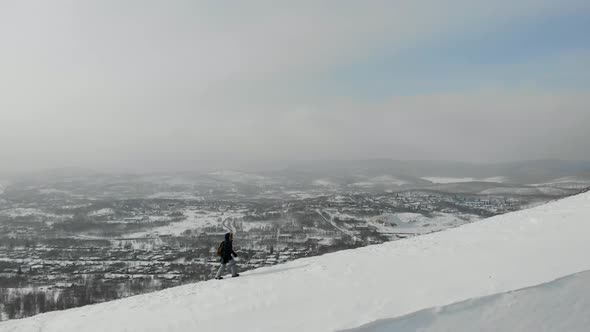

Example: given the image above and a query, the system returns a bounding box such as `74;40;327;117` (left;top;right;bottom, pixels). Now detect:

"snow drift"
2;192;590;332
342;270;590;332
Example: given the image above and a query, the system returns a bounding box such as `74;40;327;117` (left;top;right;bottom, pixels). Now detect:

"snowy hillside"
343;270;590;332
2;192;590;332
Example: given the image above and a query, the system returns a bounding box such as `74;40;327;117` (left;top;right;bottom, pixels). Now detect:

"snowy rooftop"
2;192;590;332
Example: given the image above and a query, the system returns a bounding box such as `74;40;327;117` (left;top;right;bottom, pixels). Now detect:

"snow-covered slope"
2;192;590;332
343;270;590;332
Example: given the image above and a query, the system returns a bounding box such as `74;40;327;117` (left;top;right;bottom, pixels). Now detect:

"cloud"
0;1;589;172
1;1;586;96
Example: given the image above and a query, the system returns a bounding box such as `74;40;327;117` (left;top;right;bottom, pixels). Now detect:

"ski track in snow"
2;192;590;332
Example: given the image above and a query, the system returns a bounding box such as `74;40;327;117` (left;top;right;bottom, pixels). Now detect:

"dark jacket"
221;233;237;264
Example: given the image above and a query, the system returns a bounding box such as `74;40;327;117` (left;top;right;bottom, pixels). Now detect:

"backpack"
216;241;224;257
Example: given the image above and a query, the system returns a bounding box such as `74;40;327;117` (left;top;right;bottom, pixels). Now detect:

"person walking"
215;232;239;279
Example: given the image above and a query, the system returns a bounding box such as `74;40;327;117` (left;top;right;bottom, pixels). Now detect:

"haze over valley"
1;159;589;320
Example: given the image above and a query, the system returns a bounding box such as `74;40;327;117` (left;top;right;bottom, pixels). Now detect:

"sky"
1;0;589;172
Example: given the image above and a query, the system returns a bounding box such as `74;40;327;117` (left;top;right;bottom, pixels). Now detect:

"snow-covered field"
324;210;478;235
2;192;589;332
59;203;93;210
0;208;71;222
388;212;478;234
126;209;243;237
87;208;114;217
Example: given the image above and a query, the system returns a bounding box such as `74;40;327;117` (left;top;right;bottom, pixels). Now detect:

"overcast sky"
1;0;589;172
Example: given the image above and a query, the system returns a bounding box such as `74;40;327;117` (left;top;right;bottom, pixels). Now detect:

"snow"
533;177;590;190
535;186;572;196
316;209;362;242
342;270;590;332
349;181;374;187
423;176;505;184
38;188;70;195
350;175;409;187
479;186;570;196
146;192;204;200
481;176;506;183
388;212;477;234
59;203;93;210
370;175;409;186
2;192;590;332
478;187;540;195
241;221;272;232
0;208;68;220
324;211;478;236
327;195;352;203
423;177;476;183
284;191;326;200
544;176;590;184
312;178;336;187
126;209;243;237
87;208;115;217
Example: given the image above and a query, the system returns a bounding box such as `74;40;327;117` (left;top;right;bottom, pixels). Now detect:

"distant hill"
277;159;590;184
